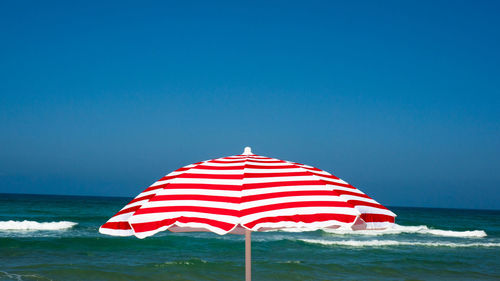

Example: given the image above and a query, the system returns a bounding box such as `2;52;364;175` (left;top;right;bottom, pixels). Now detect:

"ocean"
0;193;499;281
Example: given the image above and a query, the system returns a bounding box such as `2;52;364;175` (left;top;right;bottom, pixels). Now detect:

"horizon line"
1;192;498;212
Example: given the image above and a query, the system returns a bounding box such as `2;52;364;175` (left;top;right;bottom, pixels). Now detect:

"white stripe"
244;162;288;166
132;189;159;198
240;207;360;224
150;179;172;187
242;185;332;196
122;189;373;212
133;227;167;239
158;185;338;197
142;200;240;210
355;206;396;216
107;212;135;222
302;169;330;175
364;222;396;229
121;192;157;207
170;221;232;235
170;178;242;185
129;212;240;224
165;169;196;177
243;176;317;184
99;227;134;236
339;195;379;204
241;195;347;209
311;176;348;185
243;168;304;173
246;158;280;162
211;158;245;162
312;170;335;176
329;185;365;194
201;162;245;167
186;169;243;175
159;189;241;197
252;219;354;231
113;197;149;212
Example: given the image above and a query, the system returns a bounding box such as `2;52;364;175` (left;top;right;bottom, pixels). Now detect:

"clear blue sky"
0;1;499;209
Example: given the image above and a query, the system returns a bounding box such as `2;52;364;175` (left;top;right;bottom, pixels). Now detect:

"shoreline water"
1;193;499;280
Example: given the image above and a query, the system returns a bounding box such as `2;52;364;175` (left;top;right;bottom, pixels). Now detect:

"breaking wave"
300;239;500;248
0;270;52;281
0;220;77;231
324;224;487;238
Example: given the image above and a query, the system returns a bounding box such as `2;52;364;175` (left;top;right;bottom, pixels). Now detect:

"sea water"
0;193;499;280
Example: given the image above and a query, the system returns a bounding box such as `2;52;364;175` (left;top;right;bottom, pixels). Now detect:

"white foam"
0;220;77;231
0;271;52;281
0;271;51;281
300;239;500;248
324;224;487;238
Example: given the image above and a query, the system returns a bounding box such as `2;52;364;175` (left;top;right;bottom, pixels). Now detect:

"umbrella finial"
243;147;253;155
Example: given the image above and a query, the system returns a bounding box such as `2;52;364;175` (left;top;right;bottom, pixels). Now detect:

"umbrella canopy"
100;147;395;238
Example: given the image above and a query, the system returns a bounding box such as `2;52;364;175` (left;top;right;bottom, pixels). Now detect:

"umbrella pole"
245;229;251;281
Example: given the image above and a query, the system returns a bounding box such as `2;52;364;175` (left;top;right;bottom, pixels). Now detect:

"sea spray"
323;224;487;238
0;220;77;231
299;239;500;248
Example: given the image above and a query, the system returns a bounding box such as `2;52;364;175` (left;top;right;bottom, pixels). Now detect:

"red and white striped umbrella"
100;147;396;280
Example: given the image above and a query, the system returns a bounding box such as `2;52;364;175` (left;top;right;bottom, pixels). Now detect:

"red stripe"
149;191;345;204
194;165;244;170
310;173;339;180
246;159;284;163
244;164;298;169
244;213;356;229
320;180;357;189
101;221;132;230
177;166;193;171
133;205;240;217
142;183;167;193
178;173;243;179
208;159;246;164
128;201;355;217
156;175;177;181
241;190;340;203
131;218;176;232
244;171;311;178
241;201;353;216
166;183;242;191
334;190;371;199
158;175;179;181
348;200;388;210
114;205;141;216
128;194;155;205
150;194;241;204
156;170;190;182
360;213;395;223
243;180;325;190
131;217;235;233
300;166;322;171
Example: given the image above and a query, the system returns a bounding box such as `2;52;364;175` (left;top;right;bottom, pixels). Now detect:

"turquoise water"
0;193;499;281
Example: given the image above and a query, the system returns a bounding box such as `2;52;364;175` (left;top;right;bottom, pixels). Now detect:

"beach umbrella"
100;147;396;280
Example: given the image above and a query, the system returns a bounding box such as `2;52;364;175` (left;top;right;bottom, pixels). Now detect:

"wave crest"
300;239;500;248
0;220;77;231
324;224;487;238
